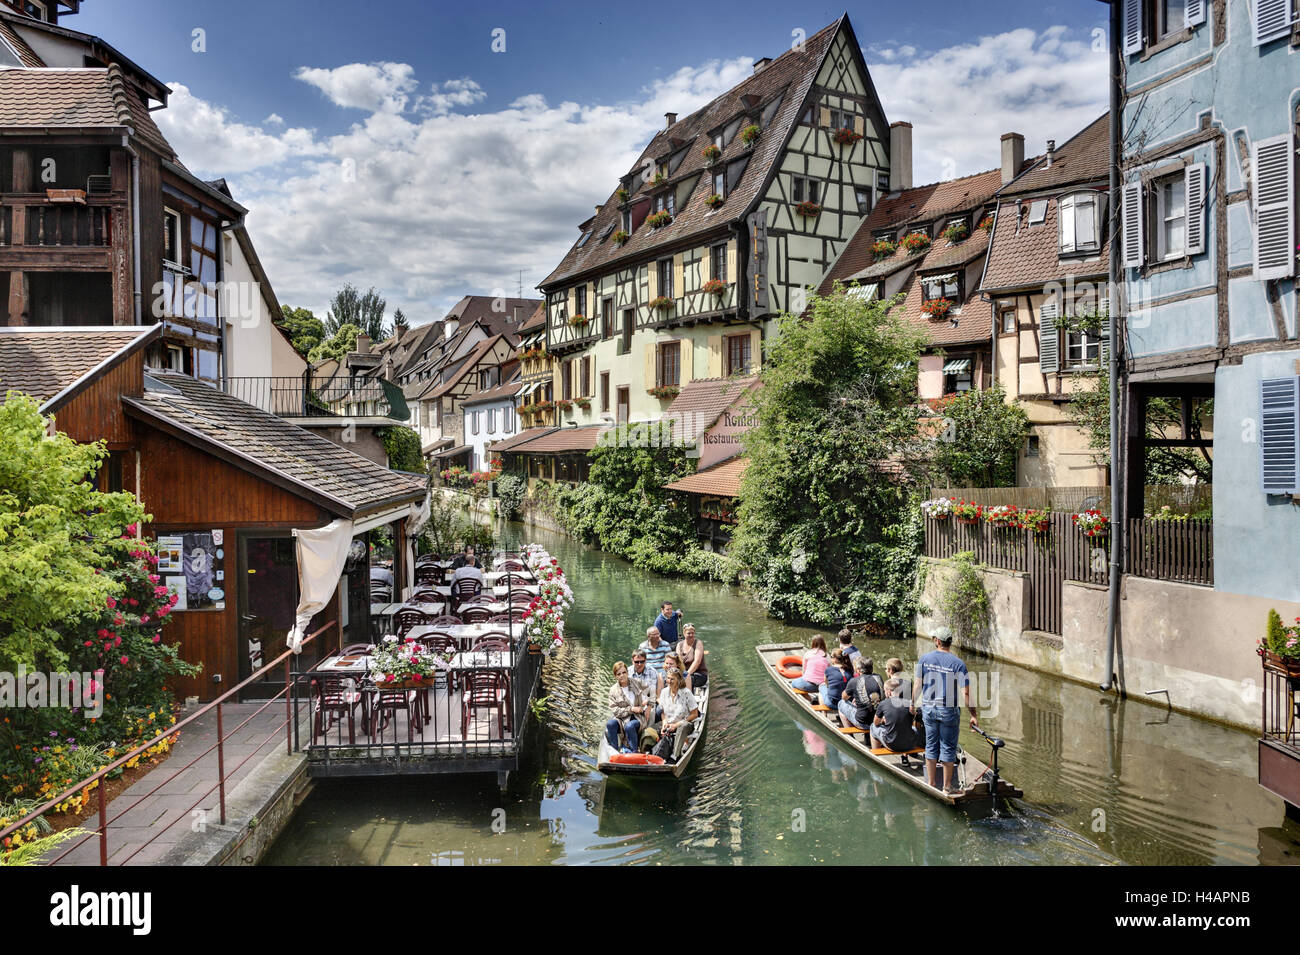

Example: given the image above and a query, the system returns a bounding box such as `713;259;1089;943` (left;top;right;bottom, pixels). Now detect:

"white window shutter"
1260;377;1300;494
1059;195;1076;253
1253;0;1293;45
1184;163;1207;256
1039;300;1060;375
1123;0;1144;53
1122;181;1145;268
1253;134;1295;280
1185;0;1207;27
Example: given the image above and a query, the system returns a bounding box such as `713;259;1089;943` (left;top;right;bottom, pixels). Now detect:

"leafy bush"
376;425;425;474
936;551;991;643
496;473;528;521
929;384;1028;487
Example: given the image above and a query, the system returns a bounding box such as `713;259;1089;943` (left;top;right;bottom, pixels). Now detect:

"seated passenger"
885;657;911;700
790;635;829;694
871;678;925;753
628;651;662;704
819;649;851;709
654;669;700;763
676;623;708;690
606;661;649;754
638;626;668;673
837;628;860;663
837;655;884;730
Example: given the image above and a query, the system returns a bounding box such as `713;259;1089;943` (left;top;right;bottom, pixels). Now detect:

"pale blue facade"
1121;0;1300;601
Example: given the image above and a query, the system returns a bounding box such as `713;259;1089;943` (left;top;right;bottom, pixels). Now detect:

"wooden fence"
1126;517;1213;587
927;484;1213;516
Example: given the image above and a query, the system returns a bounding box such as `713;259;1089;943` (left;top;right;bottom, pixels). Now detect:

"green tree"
276;305;325;359
0;394;146;669
392;308;409;337
376;425;425;474
729;287;930;629
929;383;1028;487
307;323;361;364
325;284;388;342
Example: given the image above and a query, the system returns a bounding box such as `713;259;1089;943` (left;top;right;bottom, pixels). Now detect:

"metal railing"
1261;657;1300;752
0;621;335;866
224;375;403;419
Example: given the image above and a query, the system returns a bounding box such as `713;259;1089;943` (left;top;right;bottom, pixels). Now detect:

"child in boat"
820;649;851;709
871;678;925;753
790;635;828;693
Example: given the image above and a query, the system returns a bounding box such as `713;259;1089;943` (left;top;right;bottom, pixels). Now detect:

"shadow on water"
263;523;1300;865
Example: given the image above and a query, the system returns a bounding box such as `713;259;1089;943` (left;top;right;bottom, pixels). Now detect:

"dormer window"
877;171;890;193
23;1;49;21
711;169;727;198
577;230;594;248
1059;192;1104;254
921;271;962;302
654;191;675;216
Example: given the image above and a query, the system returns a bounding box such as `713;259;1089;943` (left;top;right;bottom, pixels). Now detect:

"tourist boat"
597;683;709;778
756;643;1022;808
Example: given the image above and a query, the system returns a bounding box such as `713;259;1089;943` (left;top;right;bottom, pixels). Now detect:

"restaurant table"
447;649;515;672
431;583;540;598
317;652;370;674
405;622;525;650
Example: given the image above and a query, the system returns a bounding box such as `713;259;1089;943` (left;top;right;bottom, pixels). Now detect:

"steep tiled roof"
889;258;994;347
0;67;130;126
462;379;521;406
541;18;850;288
518;302;547;334
998;114;1108;197
663;375;757;444
0;326;156;409
423;334;504;400
123;372;426;518
498;424;606;454
980;197;1110;293
446;295;540;339
665;455;749;497
0;20;43;67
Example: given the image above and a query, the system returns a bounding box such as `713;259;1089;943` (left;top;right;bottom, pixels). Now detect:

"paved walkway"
53;702;294;866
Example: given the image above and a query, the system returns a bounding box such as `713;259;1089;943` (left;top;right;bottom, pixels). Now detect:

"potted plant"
978;214;994;232
648;295;674;311
795;200;822;218
646;210;672;229
740;123;761;147
566;314;590;328
615;187;629;203
984;504;1021;529
702;144;722;163
652;171;667;185
952;500;982;524
554;398;574;412
1019;508;1051;534
941;222;969;243
832;127;862;146
1260;610;1300;676
575;397;591;410
612;229;630;245
704;193;725;209
1071;509;1109;538
900;231;932;253
702;278;727;298
369;636;445;689
922;298;955;318
920;497;954;520
648;384;680;400
870;238;897;260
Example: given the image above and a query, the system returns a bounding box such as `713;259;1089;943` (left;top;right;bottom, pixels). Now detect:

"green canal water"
264;526;1300;866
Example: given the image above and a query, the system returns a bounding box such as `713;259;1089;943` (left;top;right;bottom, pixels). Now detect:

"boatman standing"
911;627;979;795
654;601;683;644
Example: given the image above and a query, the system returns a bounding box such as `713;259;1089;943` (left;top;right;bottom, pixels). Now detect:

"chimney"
1045;139;1056;167
889;122;913;191
356;334;371;355
664;112;677;128
753;57;772;73
444;318;459;340
1000;132;1025;185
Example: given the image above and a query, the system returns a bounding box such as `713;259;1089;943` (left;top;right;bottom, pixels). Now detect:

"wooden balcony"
0;194;122;270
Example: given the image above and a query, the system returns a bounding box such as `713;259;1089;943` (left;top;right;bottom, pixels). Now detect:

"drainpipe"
1101;0;1123;692
122;136;143;326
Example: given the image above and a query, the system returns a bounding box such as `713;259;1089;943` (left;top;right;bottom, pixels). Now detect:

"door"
616;386;630;425
237;532;302;699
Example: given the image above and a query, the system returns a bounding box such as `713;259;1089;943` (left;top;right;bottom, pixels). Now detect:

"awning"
519;380;542;399
924;272;958;284
942;359;972;374
433;444;472;460
846;284;878;301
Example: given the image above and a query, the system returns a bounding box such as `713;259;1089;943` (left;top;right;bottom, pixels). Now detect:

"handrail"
0;621;336;858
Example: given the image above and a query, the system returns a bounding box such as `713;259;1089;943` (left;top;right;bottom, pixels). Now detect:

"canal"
264;525;1300;865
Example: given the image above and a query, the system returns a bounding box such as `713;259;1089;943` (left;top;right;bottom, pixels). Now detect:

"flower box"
566;314;590;328
615;187;629;203
795;200;822;218
832;127;862;146
612;229;630;245
900;232;932;253
575;397;591;410
702;144;721;163
978;214;994;232
704;193;724;209
652;171;667;186
740;123;761;146
941;222;969;243
984;504;1022;529
1019;508;1051;534
554;399;574;412
869;238;897;260
701;278;727;298
951;500;982;523
920;497;954;519
1072;509;1109;537
1261;649;1300;678
646;210;672;229
648;295;674;311
648;385;680;400
922;298;955;318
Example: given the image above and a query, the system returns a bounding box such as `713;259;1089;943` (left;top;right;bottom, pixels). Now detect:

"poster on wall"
157;536;184;573
164;576;187;611
158;530;225;610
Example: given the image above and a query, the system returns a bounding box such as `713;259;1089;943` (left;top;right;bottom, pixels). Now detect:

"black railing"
225;375;404;419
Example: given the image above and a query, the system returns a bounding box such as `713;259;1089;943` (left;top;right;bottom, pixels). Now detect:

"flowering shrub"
832;127;862;146
922;298;955;318
439;466;469;486
1072;509;1109;537
952;500;983;522
1262;609;1300;662
869;238;896;260
900;232;932;253
702;144;721;162
740;123;761;146
648;296;674;311
920;497;954;519
646;211;672;229
941;222;969;243
702;278;727;297
795;200;822;217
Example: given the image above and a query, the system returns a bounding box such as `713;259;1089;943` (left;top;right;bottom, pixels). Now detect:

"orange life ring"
777;655;804;679
609;752;665;765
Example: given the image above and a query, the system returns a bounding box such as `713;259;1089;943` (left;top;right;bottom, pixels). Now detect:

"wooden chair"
470;635;510;653
461;671;511;740
426;614;462;627
312;676;364;744
461;604;494;624
450;578;482;608
394;608;431;637
415;565;445;586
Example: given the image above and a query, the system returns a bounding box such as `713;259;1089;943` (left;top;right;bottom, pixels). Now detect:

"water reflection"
264;524;1300;866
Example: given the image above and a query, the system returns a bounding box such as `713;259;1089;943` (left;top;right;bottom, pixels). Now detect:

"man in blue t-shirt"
653;601;683;645
911;628;979;794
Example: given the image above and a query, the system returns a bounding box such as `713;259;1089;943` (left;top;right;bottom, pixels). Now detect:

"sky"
73;0;1112;323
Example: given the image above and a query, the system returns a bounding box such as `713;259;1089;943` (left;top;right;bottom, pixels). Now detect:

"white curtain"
286;518;355;653
403;481;432;597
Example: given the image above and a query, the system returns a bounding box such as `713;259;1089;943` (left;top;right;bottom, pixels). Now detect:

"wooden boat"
756;643;1022;809
597;683;709;778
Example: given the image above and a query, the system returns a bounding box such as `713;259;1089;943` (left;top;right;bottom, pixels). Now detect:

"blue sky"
71;0;1110;321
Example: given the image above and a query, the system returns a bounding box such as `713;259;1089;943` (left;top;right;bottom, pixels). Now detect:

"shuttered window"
1253;0;1296;46
1122;0;1144;52
1184;163;1207;256
725;334;751;376
1038;300;1060;375
657;341;681;387
1260;377;1300;494
1253;134;1295;280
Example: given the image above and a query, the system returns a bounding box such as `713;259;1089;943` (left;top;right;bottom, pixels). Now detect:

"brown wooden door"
616;386;630;425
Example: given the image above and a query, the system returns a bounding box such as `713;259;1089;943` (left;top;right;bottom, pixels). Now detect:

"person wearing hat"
911;627;978;794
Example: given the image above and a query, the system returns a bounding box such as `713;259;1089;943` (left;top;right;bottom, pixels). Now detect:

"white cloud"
866;26;1108;184
154;84;324;174
294;62;419;114
264;112;284;126
420;77;487;115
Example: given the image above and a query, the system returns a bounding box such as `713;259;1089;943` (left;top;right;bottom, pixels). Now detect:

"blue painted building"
1120;0;1299;601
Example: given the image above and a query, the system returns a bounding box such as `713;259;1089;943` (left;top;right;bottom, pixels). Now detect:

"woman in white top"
606;661;648;753
656;669;700;762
